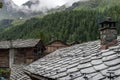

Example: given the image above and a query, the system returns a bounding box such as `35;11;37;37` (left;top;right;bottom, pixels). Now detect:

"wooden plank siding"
0;49;9;68
45;40;69;54
14;47;41;64
0;39;46;68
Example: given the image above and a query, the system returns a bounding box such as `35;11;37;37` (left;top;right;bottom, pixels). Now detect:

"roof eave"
24;70;55;80
99;21;117;24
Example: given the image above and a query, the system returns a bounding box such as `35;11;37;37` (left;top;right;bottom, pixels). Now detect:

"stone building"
99;17;117;49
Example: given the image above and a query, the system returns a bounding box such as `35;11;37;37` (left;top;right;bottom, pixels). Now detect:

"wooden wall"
0;41;45;67
0;49;9;67
14;48;35;64
45;41;69;54
0;48;35;67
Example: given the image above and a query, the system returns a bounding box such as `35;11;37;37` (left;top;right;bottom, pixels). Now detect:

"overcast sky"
12;0;29;6
12;0;86;6
12;0;67;6
11;0;88;12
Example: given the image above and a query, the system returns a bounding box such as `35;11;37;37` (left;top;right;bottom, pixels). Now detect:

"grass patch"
0;68;11;79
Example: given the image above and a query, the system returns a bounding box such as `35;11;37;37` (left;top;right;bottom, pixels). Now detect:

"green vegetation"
0;2;2;8
0;68;10;79
0;0;120;44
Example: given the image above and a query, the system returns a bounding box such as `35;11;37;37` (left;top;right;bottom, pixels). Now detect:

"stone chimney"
99;17;117;49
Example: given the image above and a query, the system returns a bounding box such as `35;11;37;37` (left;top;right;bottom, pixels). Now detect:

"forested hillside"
0;0;120;44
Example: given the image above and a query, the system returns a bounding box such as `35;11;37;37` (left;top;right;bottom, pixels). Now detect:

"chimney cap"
106;17;112;21
99;17;117;24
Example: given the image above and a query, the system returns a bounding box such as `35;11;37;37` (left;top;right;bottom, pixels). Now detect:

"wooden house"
0;39;45;68
45;40;69;54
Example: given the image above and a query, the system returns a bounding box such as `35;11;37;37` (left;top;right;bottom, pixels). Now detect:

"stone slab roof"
25;37;120;80
10;65;31;80
0;39;40;49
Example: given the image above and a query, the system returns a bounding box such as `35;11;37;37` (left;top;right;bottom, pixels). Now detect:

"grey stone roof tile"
10;65;31;80
116;77;120;80
51;72;67;79
67;67;78;73
108;64;120;70
115;69;120;75
74;76;85;80
103;58;120;66
58;75;71;80
24;37;120;80
0;39;40;49
93;63;108;71
102;51;115;56
102;53;118;61
91;73;105;80
57;68;67;73
77;62;92;69
80;67;96;74
91;59;103;65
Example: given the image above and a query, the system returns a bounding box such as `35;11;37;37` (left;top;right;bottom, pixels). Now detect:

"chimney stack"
99;17;117;49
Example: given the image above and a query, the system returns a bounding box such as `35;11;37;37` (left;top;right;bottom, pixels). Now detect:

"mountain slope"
0;0;120;44
0;0;89;20
22;0;40;8
66;0;120;11
0;0;29;19
0;19;13;28
0;0;49;19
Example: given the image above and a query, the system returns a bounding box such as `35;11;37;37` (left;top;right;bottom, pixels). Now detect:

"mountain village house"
45;40;69;54
0;39;45;68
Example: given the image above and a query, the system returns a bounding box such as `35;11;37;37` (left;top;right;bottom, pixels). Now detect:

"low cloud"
20;0;88;13
2;0;88;16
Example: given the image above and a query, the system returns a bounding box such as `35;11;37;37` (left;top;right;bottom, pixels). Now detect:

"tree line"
0;1;120;44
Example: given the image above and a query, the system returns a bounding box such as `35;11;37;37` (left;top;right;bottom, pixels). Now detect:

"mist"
0;0;88;19
18;0;88;13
